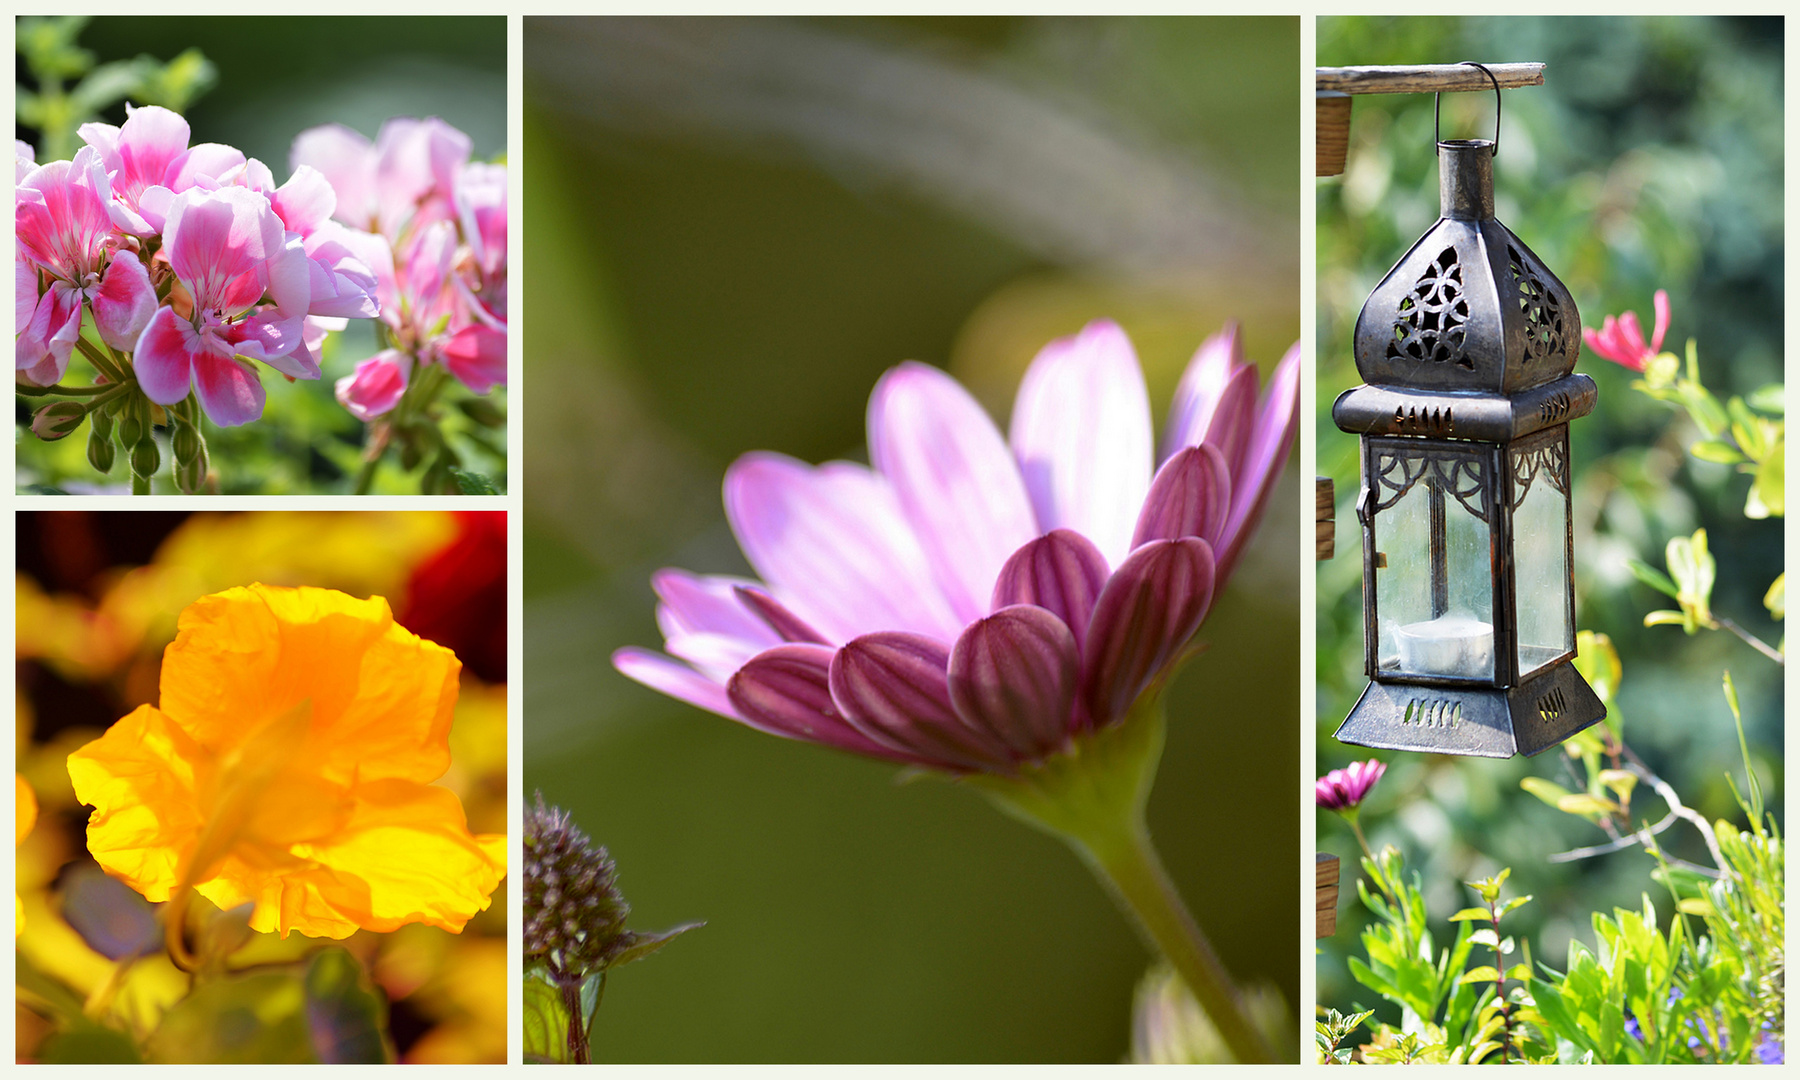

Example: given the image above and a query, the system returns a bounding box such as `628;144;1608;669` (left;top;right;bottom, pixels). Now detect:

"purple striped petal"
948;605;1079;762
1162;323;1258;470
869;362;1038;624
1132;444;1232;550
1081;538;1216;728
991;529;1109;655
724;452;962;644
651;570;777;644
828;633;1014;772
727;644;919;764
734;586;829;645
1217;342;1299;580
613;647;736;719
1008;319;1153;568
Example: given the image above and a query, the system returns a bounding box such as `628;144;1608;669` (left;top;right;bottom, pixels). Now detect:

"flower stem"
1080;815;1276;1063
969;696;1277;1064
131;471;150;496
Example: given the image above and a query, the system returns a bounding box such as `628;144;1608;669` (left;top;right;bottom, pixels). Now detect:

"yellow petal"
17;773;37;846
157;584;459;785
67;705;208;902
202;779;504;939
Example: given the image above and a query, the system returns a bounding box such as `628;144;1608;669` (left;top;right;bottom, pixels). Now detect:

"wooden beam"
1316;62;1545;96
1316;853;1341;938
1316;477;1336;560
1317;92;1351;177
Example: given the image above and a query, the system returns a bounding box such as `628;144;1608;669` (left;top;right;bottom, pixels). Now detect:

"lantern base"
1335;662;1605;758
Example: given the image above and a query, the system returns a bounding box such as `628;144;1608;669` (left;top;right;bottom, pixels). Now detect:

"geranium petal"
948;605;1079;761
192;352;267;427
829;632;1013;771
991;529;1110;655
1081;537;1215;729
727;643;921;763
724;452;962;643
290;123;377;230
1133;444;1232;551
271;164;337;235
1008;319;1153;567
439;324;506;394
91;253;157;352
130;306;201;405
868;361;1038;623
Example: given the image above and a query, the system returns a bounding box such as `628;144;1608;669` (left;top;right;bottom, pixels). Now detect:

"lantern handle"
1434;61;1501;156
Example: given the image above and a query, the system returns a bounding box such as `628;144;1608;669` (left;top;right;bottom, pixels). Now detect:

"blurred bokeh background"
524;16;1301;1063
15;511;506;1063
1316;16;1782;1020
14;16;506;494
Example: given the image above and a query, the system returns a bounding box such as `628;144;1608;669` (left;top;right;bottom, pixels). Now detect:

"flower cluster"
616;320;1298;775
292;117;507;423
16;105;505;493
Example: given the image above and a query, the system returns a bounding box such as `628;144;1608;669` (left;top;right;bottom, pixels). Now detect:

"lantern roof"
1352;140;1580;397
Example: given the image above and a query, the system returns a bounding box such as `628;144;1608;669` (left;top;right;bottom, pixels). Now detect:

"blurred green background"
15;16;505;494
1316;16;1783;1019
524;16;1300;1062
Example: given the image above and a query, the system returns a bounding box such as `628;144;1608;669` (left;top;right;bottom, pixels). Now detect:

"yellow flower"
67;584;505;940
16;773;36;936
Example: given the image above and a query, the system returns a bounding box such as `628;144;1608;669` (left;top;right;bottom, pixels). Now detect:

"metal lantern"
1332;84;1604;758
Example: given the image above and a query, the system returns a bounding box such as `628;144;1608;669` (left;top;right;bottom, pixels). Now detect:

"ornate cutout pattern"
1510;428;1569;507
1401;697;1463;728
1536;685;1567;724
1371;447;1489;520
1388;247;1473;369
1509;243;1565;365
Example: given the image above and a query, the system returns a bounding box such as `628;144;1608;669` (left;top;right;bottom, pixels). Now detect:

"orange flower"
16;773;36;936
67;584;505;940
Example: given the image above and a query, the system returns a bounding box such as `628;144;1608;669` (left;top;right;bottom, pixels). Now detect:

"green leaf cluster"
17;16;216;161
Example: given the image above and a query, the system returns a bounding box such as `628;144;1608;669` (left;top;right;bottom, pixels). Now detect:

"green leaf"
1764;573;1785;621
302;947;393;1064
1746;448;1782;519
1555;793;1619;818
147;969;313;1063
1688;438;1745;464
607;921;706;968
1496;895;1534;918
523;974;573;1064
1624;559;1680;600
1448;907;1495;922
1459;966;1501;985
38;1026;142;1064
1747;383;1785;415
1520;776;1574;809
448;466;500;495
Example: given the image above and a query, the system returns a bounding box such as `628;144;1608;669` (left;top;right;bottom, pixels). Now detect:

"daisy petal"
991;529;1110;655
733;587;830;645
614;647;736;719
1133;444;1232;550
869;361;1038;623
1081;537;1215;728
724;452;962;643
1008;319;1153;567
727;644;919;763
829;633;1014;771
948;604;1079;761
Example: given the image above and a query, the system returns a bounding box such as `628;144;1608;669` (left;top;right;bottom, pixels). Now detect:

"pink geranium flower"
1582;290;1670;372
335;348;412;421
78;104;245;236
16;148;157;385
131;186;312;426
1316;759;1386;813
616;320;1298;774
289;116;470;240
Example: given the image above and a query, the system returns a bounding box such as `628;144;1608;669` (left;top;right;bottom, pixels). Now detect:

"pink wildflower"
1316;759;1386;813
78;104;245;236
615;319;1298;773
1582;290;1670;372
15;148;156;385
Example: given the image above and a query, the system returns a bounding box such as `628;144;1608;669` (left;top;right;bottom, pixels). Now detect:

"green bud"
87;428;116;474
456;397;505;428
173;424;202;465
30;400;87;441
116;410;144;449
88;406;114;441
399;431;423;472
130;437;161;479
176;453;207;494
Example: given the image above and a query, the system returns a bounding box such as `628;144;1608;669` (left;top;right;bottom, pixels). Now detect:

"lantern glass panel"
1371;443;1494;681
1512;428;1574;677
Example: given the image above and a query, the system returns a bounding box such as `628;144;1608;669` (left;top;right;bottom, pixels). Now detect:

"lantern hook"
1434;61;1501;157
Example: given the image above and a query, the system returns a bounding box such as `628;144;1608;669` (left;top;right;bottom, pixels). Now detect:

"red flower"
400;511;506;683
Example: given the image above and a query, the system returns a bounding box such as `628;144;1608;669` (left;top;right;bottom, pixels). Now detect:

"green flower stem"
131;471;151;495
352;445;383;495
72;335;127;384
969;694;1277;1064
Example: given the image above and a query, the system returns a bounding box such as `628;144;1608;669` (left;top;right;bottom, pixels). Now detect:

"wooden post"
1317;92;1351;177
1316;477;1335;561
1316;853;1341;938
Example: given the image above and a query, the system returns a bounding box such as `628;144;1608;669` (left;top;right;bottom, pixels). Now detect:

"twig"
1547;808;1680;863
1628;760;1727;874
1717;616;1784;665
